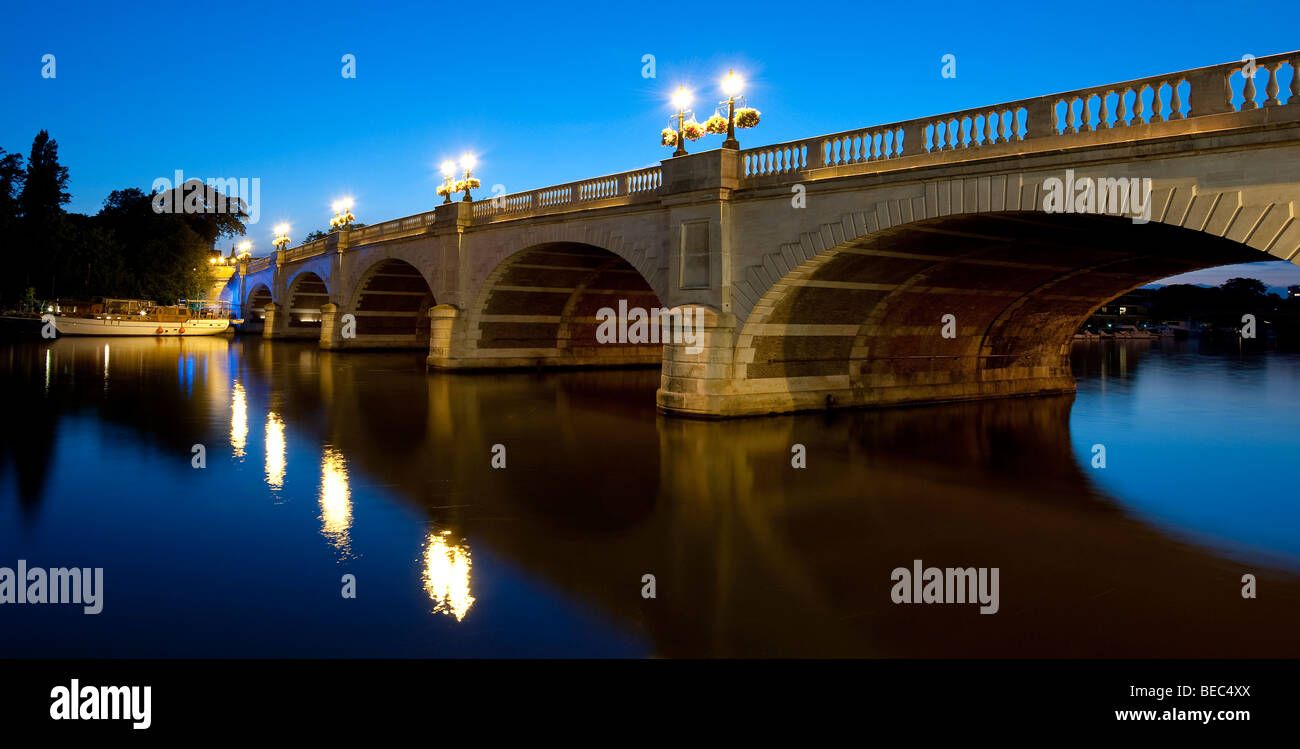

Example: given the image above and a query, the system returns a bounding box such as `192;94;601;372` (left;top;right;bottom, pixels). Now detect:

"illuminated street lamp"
437;160;458;204
272;224;291;251
330;198;356;230
704;70;761;149
663;86;698;157
720;70;744;149
457;153;480;202
237;240;253;259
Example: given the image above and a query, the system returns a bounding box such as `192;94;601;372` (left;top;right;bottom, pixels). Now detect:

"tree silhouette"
19;130;70;223
1220;277;1268;298
0;148;24;220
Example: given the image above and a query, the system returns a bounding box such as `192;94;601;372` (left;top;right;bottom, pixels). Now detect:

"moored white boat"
53;316;231;336
51;298;239;337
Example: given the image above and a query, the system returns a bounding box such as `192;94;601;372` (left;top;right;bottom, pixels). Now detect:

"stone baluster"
1242;66;1258;110
1264;63;1280;106
1098;91;1111;129
1115;89;1128;126
1169;80;1183;119
1133;86;1146;124
1150;82;1164;123
930;122;942;152
1081;95;1093;132
983;112;994;145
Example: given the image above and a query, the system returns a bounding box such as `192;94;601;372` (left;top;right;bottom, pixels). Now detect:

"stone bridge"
228;51;1300;416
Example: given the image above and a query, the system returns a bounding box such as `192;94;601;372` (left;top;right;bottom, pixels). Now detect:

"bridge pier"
426;304;466;368
319;303;345;349
656;308;740;416
261;302;283;340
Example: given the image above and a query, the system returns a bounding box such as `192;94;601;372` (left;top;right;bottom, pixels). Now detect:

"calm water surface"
1;336;1297;657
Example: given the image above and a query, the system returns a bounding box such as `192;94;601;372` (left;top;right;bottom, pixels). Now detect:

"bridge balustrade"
740;52;1297;182
265;51;1295;260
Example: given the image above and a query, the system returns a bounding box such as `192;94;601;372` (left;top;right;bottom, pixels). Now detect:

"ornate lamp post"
237;240;253;260
457;153;480;202
720;70;744;149
437;160;457;204
329;199;355;231
670;86;693;157
705;70;760;146
272;225;291;251
704;70;761;147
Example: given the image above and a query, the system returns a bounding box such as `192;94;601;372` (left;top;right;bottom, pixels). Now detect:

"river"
1;336;1296;657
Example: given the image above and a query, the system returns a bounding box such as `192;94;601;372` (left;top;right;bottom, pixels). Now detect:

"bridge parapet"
740;51;1298;186
246;256;273;274
284;237;328;262
469;165;662;223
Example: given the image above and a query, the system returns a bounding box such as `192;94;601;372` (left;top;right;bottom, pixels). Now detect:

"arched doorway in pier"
350;259;436;348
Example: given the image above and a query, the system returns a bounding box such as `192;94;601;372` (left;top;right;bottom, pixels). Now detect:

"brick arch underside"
352;259;436;343
741;213;1263;408
473;242;663;365
286;272;329;329
245;284;273;320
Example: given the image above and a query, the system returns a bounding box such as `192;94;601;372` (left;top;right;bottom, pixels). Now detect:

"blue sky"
1;0;1297;287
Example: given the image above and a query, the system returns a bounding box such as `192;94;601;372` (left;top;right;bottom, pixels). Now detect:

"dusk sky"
2;0;1297;288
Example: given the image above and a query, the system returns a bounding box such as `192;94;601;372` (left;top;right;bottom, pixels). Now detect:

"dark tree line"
1149;278;1300;343
0;131;247;308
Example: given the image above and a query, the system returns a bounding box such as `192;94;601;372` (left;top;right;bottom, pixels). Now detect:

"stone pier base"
656;307;1076;417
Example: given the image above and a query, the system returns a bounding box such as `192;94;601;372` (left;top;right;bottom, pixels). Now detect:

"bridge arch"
284;271;330;332
450;241;664;368
348;258;436;348
244;283;274;322
663;174;1298;416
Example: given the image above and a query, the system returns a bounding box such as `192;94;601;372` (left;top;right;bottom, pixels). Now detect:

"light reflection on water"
319;447;353;560
230;382;247;458
423;530;475;621
264;412;286;490
0;335;1296;658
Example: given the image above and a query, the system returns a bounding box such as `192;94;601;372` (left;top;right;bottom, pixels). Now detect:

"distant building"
1289;284;1300;299
1086;288;1154;329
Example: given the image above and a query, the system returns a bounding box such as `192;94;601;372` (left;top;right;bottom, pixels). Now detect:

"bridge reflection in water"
1;335;1297;657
